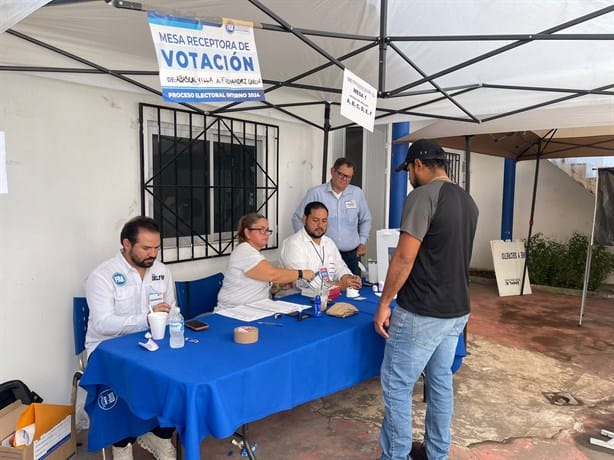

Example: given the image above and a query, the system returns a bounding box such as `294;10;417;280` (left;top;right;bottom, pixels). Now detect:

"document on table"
215;298;305;322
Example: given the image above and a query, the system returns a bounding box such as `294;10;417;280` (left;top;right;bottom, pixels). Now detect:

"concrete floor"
77;279;614;459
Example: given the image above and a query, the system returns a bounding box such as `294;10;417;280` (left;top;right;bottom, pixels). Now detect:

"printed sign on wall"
148;13;264;103
490;240;532;296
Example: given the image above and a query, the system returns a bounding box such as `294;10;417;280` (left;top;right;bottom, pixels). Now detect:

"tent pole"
378;0;388;94
464;135;472;193
579;172;600;326
521;146;542;295
322;103;331;183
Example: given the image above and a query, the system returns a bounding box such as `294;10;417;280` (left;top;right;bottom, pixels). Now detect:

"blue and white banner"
148;13;265;103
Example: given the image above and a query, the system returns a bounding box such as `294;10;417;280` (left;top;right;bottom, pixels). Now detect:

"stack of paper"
216;298;305;322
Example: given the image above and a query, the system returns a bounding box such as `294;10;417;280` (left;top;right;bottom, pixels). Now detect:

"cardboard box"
0;402;75;460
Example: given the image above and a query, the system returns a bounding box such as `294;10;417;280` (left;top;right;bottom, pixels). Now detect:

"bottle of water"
168;307;185;349
314;295;322;317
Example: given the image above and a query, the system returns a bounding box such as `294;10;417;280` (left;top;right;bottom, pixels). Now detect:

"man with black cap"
374;139;478;460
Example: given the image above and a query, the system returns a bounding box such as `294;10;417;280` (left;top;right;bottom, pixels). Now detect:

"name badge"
319;267;330;281
149;290;163;309
345;200;357;209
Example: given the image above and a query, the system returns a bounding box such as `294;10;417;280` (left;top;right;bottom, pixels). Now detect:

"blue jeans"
379;308;469;460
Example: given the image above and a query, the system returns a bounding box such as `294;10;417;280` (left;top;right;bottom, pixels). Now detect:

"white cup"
346;287;359;298
148;311;168;340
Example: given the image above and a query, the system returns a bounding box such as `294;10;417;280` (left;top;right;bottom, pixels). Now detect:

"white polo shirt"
85;251;175;356
280;227;352;290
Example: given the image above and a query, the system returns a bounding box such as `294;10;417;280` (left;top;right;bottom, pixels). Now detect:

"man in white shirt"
85;216;176;460
281;201;362;292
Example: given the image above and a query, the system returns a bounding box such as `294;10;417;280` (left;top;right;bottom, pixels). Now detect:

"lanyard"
310;241;325;266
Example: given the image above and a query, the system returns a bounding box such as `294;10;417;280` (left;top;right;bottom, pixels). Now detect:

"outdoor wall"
0;72;323;404
469;152;594;270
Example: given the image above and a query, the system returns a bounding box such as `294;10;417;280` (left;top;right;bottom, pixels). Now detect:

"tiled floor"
77;279;614;459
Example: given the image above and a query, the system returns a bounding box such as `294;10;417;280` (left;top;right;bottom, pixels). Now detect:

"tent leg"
321;103;331;183
579;243;593;326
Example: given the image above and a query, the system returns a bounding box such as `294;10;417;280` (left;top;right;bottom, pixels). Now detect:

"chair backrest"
0;380;43;410
73;297;89;370
175;272;224;320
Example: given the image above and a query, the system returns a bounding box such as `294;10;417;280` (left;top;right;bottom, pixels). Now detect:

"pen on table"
256;321;284;327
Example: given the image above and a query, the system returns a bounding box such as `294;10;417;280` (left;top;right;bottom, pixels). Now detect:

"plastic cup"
346;287;359;298
148;311;168;340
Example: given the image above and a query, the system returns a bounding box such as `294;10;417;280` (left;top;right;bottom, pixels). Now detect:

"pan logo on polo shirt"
152;274;165;281
112;272;127;286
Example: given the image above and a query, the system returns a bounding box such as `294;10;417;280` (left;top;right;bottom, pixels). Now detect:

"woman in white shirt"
216;213;316;310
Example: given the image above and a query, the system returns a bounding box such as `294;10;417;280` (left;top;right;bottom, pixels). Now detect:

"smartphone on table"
184;319;209;331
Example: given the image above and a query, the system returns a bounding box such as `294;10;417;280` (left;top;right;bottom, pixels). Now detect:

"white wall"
0;72;322;403
470;152;594;270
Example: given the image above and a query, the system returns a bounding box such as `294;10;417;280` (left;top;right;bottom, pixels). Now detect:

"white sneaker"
137;432;176;460
112;443;134;460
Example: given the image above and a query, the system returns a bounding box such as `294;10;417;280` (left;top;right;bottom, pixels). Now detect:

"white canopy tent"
1;0;613;138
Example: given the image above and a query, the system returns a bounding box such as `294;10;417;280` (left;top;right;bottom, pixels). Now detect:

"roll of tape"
234;326;259;344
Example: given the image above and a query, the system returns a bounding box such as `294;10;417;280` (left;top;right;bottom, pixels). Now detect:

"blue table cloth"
80;288;385;460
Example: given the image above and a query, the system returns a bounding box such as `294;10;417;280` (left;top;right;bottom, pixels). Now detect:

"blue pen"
256;321;284;327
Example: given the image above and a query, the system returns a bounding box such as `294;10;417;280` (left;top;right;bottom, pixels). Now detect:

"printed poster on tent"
490;240;532;296
148;13;264;103
340;68;377;132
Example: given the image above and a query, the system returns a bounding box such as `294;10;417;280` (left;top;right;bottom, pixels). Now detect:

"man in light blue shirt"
292;157;372;275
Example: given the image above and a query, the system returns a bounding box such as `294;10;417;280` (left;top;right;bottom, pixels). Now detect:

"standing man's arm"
356;190;372;257
373;232;421;339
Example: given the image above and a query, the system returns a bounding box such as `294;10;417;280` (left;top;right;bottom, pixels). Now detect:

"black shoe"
409;441;427;460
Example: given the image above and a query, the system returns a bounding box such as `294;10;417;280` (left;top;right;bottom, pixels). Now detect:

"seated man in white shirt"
281;201;362;293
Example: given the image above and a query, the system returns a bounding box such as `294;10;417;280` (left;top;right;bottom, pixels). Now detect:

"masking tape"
234;326;259;344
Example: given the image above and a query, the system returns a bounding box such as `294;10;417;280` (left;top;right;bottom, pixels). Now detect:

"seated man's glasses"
249;227;274;235
335;169;353;181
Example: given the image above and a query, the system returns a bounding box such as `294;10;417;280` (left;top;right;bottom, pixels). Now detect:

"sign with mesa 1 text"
147;13;265;103
340;68;377;132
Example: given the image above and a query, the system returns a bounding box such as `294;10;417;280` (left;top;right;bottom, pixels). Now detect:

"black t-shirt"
397;180;479;318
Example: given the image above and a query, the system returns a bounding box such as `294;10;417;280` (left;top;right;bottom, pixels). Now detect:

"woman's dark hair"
120;216;160;245
237;213;266;244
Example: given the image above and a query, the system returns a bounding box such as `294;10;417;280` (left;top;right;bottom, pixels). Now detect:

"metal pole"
322;103;331;183
520;148;541;296
579;172;600;325
378;0;388;95
464;135;471;193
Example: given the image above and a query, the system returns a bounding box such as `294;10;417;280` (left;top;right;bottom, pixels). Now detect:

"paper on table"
216;298;305;322
249;298;303;314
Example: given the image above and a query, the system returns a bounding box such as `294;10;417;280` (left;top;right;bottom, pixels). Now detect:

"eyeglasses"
335;169;353;181
249;227;273;235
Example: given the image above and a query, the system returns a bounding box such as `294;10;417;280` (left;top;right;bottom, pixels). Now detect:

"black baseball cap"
395;139;447;172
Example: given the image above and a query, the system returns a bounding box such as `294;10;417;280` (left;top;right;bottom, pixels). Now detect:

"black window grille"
445;152;462;186
139;103;279;263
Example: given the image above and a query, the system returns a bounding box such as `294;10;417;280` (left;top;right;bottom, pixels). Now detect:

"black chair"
175;272;224;320
0;380;42;411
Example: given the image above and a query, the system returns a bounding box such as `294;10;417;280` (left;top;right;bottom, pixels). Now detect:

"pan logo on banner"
490;240;532;296
147;12;264;103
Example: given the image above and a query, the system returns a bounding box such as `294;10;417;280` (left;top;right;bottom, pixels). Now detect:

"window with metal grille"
139;103;279;263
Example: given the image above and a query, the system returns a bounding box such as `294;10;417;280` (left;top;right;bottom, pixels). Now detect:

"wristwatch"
298;269;303;280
